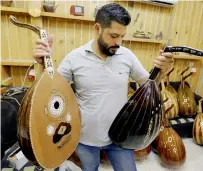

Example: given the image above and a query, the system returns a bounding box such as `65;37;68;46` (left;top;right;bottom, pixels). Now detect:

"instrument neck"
149;46;203;80
40;30;54;77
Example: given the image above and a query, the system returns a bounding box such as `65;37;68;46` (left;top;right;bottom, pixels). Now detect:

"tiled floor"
59;138;203;171
98;138;203;171
2;138;202;171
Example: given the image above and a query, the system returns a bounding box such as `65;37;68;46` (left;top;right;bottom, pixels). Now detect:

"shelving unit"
1;59;34;66
0;6;28;14
1;77;13;86
0;6;94;22
173;55;203;61
0;6;167;44
41;11;94;21
0;77;13;94
1;5;200;62
123;36;166;44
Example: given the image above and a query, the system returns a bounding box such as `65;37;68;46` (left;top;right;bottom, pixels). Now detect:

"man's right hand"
32;35;54;64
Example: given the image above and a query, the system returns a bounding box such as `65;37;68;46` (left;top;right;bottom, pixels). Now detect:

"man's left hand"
153;50;174;79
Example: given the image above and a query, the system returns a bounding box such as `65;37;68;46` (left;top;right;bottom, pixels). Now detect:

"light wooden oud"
157;101;186;169
165;68;178;99
161;79;179;119
134;145;151;160
178;67;197;117
193;99;203;145
9;15;81;169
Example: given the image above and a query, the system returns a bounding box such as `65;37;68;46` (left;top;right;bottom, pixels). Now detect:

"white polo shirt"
57;40;149;146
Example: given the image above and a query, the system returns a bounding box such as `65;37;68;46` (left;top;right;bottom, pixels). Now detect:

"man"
33;3;173;171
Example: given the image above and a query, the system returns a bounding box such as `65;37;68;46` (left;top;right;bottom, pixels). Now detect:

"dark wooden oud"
9;15;81;169
193;99;203;145
109;46;203;150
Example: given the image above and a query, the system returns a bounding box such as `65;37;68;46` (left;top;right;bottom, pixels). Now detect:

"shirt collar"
84;39;123;55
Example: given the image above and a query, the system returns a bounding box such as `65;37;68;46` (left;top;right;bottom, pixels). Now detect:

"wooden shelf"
1;6;167;45
0;77;13;94
41;11;94;22
1;77;13;93
123;36;166;44
0;6;95;22
1;77;13;86
0;6;28;14
173;55;203;61
1;59;34;66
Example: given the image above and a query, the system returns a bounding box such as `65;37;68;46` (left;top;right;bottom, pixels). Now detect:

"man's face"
97;21;127;56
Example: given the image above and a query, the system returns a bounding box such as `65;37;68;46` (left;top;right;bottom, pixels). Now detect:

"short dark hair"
95;3;131;28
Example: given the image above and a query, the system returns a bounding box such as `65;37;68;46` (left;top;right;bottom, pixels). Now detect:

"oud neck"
149;46;203;80
40;29;54;77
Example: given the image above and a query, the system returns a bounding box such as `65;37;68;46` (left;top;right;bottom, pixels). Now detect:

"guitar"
9;15;81;169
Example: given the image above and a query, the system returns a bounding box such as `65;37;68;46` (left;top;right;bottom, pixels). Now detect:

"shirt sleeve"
57;54;73;82
129;50;149;81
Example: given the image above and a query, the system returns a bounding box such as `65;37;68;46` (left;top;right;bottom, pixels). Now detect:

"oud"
193;99;203;145
9;15;81;169
109;46;203;150
178;67;197;117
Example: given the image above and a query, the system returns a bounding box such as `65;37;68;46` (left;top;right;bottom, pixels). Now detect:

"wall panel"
1;0;203;96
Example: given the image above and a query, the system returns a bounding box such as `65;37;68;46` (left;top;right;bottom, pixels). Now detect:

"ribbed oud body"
161;88;179;119
165;84;178;99
193;113;203;145
109;80;163;150
133;145;151;160
178;82;196;117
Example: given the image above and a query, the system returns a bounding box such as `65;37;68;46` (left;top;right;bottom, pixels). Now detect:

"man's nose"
115;37;122;46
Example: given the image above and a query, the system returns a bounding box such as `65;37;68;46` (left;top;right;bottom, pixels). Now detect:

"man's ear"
94;23;102;35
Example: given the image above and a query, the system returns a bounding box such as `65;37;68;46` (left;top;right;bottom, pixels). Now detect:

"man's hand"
153;50;174;79
32;35;54;64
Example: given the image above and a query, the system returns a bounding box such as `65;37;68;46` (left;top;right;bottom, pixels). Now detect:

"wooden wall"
1;0;203;96
169;0;203;96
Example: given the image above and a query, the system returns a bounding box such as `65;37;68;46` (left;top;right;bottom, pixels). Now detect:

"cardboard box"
8;147;28;170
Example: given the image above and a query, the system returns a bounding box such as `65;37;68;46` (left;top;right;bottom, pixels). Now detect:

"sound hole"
54;101;59;109
49;95;64;117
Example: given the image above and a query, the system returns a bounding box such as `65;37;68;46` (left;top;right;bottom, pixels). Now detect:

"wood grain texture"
134;145;151;160
157;126;186;169
178;81;197;117
161;80;179;119
193;99;203;145
1;1;203;96
18;71;81;169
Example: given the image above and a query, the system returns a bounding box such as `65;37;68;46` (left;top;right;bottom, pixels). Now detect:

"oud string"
115;81;151;139
21;61;36;89
129;82;161;147
112;81;148;137
128;83;155;147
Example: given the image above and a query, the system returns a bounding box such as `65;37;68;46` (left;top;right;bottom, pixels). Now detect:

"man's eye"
111;35;117;38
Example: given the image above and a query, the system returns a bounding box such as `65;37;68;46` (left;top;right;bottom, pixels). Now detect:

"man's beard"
97;35;120;56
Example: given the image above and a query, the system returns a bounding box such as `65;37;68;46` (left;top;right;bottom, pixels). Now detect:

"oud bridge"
57;134;72;148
